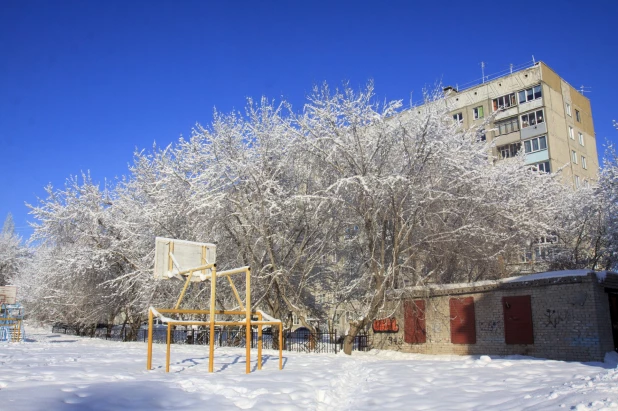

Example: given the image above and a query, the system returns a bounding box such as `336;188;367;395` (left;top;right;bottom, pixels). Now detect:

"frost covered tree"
187;99;339;334
24;175;148;335
295;83;566;353
19;82;586;353
0;213;28;286
596;143;618;270
548;123;618;272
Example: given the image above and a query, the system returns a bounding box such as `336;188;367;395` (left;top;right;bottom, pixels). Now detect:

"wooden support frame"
146;263;283;375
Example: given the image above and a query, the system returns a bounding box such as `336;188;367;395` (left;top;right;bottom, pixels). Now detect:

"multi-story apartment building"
414;61;598;187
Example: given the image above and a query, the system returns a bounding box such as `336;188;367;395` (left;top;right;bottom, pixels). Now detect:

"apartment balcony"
521;122;547;139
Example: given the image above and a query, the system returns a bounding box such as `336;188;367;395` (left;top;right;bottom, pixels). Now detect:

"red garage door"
450;297;476;344
404;300;426;344
503;295;534;344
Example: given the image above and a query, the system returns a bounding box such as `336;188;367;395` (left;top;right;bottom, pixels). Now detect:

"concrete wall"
371;273;616;362
540;63;598;186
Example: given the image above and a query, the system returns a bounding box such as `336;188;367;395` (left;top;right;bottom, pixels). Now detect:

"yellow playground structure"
0;286;24;342
147;237;283;374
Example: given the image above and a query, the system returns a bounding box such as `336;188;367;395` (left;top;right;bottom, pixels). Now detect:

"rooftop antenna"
510;63;514;74
579;85;592;94
480;61;486;83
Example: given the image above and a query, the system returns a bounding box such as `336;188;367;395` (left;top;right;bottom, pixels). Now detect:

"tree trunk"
343;322;361;355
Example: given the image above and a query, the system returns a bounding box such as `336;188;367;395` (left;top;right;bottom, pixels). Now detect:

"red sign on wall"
372;317;399;333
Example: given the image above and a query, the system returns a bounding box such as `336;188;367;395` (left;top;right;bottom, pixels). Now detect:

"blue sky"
1;0;617;239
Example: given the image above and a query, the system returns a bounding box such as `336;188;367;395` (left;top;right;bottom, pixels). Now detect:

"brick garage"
370;271;618;362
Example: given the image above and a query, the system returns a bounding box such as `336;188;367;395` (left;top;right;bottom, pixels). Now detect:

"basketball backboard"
0;286;17;304
154;237;216;282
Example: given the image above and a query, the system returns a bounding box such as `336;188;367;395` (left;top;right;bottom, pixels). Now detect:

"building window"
518;85;542;104
572;150;578;164
581;156;587;169
575;109;581;122
578;132;584;146
575;175;581;188
568;126;574;140
498;143;521;159
453;112;463;124
530;161;551;173
492;93;516;111
495;117;519;136
520;110;544;128
523;136;547;154
584;180;590;188
566;103;572;116
473;106;484;119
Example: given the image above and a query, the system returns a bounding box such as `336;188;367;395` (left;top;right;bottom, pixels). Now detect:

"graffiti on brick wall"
386;335;405;348
544;309;570;328
569;336;599;347
479;321;498;333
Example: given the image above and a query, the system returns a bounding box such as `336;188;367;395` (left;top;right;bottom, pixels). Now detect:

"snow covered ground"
2;326;618;410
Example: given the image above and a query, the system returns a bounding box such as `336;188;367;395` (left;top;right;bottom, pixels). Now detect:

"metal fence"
51;323;369;353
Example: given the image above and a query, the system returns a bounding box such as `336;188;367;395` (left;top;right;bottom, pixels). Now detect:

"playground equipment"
147;237;283;374
0;286;24;342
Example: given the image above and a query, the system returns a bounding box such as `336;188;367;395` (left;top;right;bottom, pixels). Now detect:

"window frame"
492;93;516;111
566;103;572;116
518;85;543;104
495;117;520;136
523;135;547;154
473;105;484;120
571;150;578;164
498;142;521;159
568;126;574;140
581;156;587;170
575;109;581;122
530;161;551;173
453;112;463;124
578;132;584;146
520;109;545;129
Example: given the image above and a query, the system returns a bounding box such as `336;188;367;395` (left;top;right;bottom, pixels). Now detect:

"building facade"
408;62;598;187
370;271;618;362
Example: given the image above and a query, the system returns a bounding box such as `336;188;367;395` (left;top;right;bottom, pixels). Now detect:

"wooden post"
279;323;283;370
166;321;172;373
245;268;251;374
208;266;217;373
257;313;263;370
174;270;193;310
147;308;153;370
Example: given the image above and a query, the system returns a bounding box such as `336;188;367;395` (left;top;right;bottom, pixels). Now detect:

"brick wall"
371;273;617;362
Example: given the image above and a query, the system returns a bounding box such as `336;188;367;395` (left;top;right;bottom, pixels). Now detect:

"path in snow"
1;327;618;410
